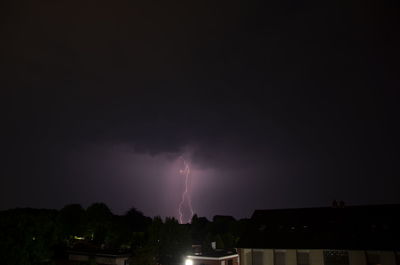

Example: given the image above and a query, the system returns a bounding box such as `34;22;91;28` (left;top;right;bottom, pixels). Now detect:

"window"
274;250;286;265
323;250;349;265
366;252;380;265
253;250;264;265
297;251;310;265
246;251;252;265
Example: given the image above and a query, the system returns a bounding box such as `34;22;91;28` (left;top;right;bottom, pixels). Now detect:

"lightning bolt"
178;157;194;224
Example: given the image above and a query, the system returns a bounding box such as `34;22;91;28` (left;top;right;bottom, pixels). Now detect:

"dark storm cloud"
1;0;399;217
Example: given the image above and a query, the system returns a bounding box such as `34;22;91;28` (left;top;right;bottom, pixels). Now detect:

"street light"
185;259;193;265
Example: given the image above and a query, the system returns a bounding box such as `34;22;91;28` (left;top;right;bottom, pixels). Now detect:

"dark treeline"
0;203;249;265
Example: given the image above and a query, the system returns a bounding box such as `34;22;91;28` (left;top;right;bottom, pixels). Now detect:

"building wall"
239;248;251;265
192;256;239;265
265;249;275;265
349;251;366;265
227;255;240;265
286;250;296;265
381;252;396;265
309;250;323;265
238;249;398;265
238;249;274;265
69;254;89;262
116;257;129;265
253;249;265;265
192;259;221;265
95;256;117;264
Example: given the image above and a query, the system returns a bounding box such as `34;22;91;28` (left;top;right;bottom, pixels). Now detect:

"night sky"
1;0;399;220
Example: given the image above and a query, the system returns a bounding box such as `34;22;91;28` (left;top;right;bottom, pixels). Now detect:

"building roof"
237;204;400;251
213;215;236;222
188;249;238;259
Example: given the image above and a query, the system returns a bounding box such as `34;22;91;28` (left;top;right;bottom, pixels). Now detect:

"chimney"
211;242;216;250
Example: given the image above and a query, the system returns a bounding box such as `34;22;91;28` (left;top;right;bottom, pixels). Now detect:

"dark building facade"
237;204;400;265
